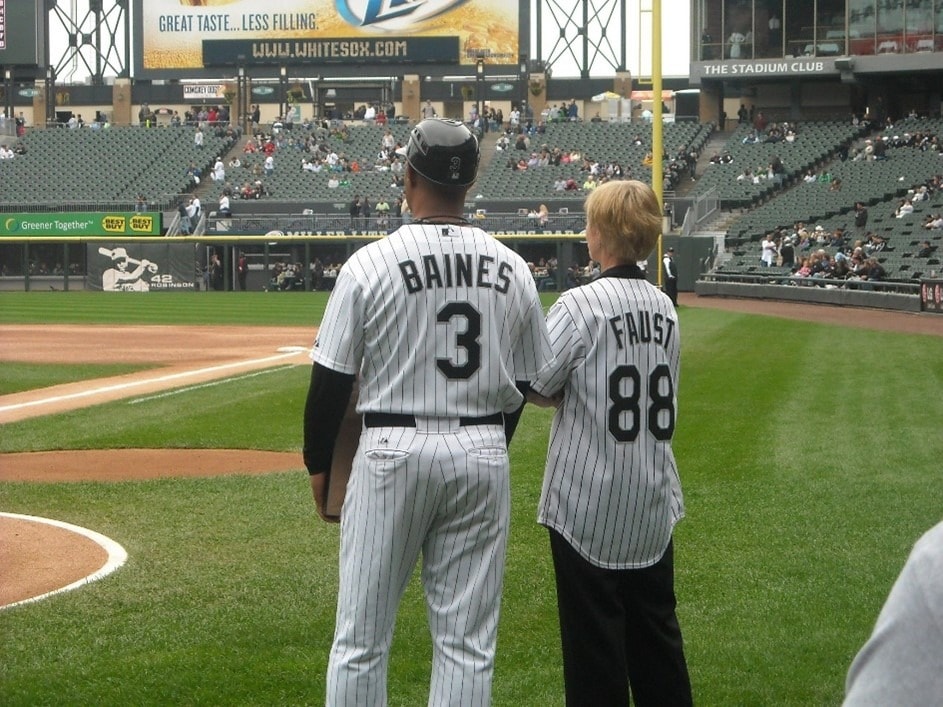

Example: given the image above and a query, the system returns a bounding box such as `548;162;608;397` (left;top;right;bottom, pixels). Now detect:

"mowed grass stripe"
0;362;151;395
0;365;311;453
0;291;327;327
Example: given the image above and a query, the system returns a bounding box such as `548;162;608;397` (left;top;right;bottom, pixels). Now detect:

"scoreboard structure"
0;0;44;67
133;0;528;80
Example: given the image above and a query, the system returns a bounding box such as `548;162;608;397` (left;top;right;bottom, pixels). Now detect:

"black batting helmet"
396;118;479;187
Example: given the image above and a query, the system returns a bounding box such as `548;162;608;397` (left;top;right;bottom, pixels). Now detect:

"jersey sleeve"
513;280;554;382
311;267;365;375
530;294;579;397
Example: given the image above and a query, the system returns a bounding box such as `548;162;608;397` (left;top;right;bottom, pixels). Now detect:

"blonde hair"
584;180;662;263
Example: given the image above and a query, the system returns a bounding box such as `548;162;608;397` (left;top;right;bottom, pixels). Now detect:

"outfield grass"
2;292;942;705
0;362;151;395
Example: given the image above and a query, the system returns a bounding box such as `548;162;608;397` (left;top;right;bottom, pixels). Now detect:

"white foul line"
0;512;129;611
128;365;295;404
0;351;306;415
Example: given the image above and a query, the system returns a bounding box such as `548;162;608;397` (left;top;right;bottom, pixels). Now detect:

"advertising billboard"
1;213;162;237
87;242;196;292
134;0;521;77
0;0;44;66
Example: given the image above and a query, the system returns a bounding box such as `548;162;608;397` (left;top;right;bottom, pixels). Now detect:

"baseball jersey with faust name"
533;270;684;569
312;222;550;416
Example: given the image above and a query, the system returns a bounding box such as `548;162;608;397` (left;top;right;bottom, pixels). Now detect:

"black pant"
549;530;692;707
664;278;678;306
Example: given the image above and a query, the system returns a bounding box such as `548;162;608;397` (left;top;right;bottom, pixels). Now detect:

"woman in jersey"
529;179;693;706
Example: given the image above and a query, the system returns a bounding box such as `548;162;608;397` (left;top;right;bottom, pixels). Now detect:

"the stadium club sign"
692;58;839;84
136;0;520;75
1;213;162;237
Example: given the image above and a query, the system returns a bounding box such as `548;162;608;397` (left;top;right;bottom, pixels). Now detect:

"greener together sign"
1;212;162;237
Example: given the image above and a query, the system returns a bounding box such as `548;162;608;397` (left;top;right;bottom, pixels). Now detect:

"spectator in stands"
894;199;914;218
809;249;834;278
0;144;14;160
194;127;204;148
374;196;390;230
213;157;226;183
186;162;201;186
793;257;812;278
177;200;192;235
760;232;777;267
138;103;153;127
829;228;848;249
828;178;842;192
737;167;757;184
853;201;869;232
186;195;202;230
923;214;943;230
779;234;795;267
865;234;887;253
361;197;372;229
264;154;275;175
218;191;232;218
917;240;935;258
348;195;362;227
737;104;749;124
862;258;887;282
135;195;147;213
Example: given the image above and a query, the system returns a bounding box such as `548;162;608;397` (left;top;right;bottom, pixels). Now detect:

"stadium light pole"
476;57;485;134
3;69;12;129
45;65;56;127
519;57;528;120
279;65;288;121
237;65;247;134
651;0;665;291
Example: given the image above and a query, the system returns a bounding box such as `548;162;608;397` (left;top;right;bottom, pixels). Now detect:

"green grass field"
2;292;942;705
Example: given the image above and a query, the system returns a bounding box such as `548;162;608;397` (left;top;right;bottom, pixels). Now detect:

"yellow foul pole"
652;0;664;289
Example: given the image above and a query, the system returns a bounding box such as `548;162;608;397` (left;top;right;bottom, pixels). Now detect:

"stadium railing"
204;211;589;236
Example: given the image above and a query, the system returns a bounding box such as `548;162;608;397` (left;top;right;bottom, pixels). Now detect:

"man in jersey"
303;118;550;706
529;180;693;706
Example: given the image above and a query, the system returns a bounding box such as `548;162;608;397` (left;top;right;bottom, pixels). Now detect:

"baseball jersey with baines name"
312;222;550;417
532;271;684;569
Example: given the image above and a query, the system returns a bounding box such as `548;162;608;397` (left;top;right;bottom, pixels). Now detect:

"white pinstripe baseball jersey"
312;222;550;416
533;273;684;569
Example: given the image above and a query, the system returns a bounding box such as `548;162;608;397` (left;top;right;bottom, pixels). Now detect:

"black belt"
364;412;503;428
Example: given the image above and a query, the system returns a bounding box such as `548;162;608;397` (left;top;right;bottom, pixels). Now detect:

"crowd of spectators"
752;162;942;285
496;119;698;196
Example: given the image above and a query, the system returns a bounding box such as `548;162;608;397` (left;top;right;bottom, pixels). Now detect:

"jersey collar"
599;263;647;280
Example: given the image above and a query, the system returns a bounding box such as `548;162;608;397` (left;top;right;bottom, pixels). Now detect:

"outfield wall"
695;280;925;313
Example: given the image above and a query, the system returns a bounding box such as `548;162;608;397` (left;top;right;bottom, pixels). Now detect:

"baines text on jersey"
399;253;512;294
608;310;676;350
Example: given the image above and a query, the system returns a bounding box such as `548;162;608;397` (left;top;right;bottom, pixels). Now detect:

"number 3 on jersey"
436;302;481;380
608;364;675;442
